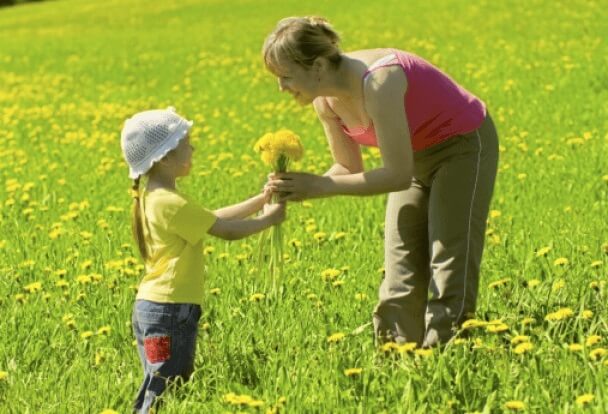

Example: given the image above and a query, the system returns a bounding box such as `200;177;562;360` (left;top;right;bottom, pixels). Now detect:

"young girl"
120;107;285;413
263;17;499;348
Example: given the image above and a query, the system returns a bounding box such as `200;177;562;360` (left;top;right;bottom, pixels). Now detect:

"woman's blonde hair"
262;16;342;72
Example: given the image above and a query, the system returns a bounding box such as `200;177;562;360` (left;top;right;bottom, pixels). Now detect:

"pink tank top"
339;49;486;151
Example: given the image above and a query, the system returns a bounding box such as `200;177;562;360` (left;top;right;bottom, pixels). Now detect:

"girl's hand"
263;202;286;225
266;172;328;202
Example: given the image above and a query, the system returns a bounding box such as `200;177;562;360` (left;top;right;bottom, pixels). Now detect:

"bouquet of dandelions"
254;129;303;294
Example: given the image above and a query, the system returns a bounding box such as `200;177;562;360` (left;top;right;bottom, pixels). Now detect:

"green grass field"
1;0;607;412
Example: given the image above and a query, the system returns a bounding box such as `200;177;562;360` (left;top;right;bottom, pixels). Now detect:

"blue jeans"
131;299;202;413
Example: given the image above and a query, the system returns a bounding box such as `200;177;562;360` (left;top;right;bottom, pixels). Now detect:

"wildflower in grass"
415;349;433;357
398;343;417;353
0;371;8;381
289;238;302;248
100;410;119;414
355;293;368;301
581;310;593;319
552;279;565;291
504;400;525;410
223;392;265;407
313;231;327;242
95;351;106;366
23;281;42;293
97;326;111;335
209;288;221;295
15;294;25;304
254;129;303;289
521;317;535;326
545;307;574;321
513;342;533;354
76;274;92;285
553;257;568;266
490;210;501;218
525;279;541;288
575;394;594;406
327;333;346;343
80;331;94;340
332;280;345;287
590;260;602;268
380;342;399;353
486;321;509;333
203;246;215;255
589;348;607;360
344;368;363;377
585;335;601;346
568;344;583;352
510;335;530;345
462;319;487;329
249;293;265;302
332;231;347;240
321;268;341;281
488;278;510;289
536;246;551;257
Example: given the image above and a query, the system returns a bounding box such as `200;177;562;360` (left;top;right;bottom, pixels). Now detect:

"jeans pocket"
176;304;201;328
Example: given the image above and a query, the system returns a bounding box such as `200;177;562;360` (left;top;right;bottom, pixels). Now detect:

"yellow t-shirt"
136;188;217;305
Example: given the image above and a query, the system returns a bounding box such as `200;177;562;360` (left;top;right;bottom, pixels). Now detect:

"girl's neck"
145;173;176;192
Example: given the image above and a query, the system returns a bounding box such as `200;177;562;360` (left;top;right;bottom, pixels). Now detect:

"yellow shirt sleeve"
169;199;217;245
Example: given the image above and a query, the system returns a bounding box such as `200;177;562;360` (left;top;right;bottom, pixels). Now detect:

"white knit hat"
120;107;193;179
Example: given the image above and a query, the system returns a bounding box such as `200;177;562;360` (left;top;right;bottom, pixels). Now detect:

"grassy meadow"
0;0;607;412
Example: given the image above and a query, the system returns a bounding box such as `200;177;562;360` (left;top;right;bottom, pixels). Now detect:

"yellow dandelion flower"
488;278;510;289
510;335;530;345
415;349;433;357
526;279;541;288
553;257;568;266
589;348;607;360
203;246;215;255
545;307;574;321
575;394;594;406
504;400;525;410
380;342;400;352
354;293;368;301
313;232;327;242
590;260;602;268
332;280;345;287
80;331;94;340
321;268;341;281
97;326;111;336
289;239;302;248
327;332;346;343
344;368;363;377
23;281;42;293
513;342;533;354
462;319;487;329
100;410;119;414
209;287;221;295
521;317;536;326
568;343;583;352
0;371;8;381
486;322;509;333
536;246;552;257
581;310;594;319
586;335;601;346
398;342;417;353
249;293;265;302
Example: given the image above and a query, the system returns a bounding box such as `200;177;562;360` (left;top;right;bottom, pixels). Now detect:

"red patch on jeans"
144;336;171;363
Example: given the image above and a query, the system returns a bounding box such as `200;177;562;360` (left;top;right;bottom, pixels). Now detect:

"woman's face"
273;59;319;105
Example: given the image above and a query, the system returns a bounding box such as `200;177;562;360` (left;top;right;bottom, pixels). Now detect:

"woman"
263;16;499;347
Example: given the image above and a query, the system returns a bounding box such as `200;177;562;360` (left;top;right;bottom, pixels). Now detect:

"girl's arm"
213;192;268;220
208;202;285;240
271;68;413;201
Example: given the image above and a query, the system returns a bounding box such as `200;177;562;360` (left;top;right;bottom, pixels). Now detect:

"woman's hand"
266;172;329;202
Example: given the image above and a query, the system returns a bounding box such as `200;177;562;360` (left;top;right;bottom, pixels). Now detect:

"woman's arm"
213;193;267;220
313;98;364;176
272;68;413;201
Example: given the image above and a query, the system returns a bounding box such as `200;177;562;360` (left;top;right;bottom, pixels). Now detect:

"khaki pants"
373;113;499;347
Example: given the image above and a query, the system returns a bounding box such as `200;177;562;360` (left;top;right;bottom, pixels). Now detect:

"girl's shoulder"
345;48;405;65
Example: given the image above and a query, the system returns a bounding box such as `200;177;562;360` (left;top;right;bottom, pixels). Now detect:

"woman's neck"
321;55;367;102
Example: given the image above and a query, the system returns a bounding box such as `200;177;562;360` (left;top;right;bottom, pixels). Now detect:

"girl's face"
166;134;194;177
273;59;319;105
